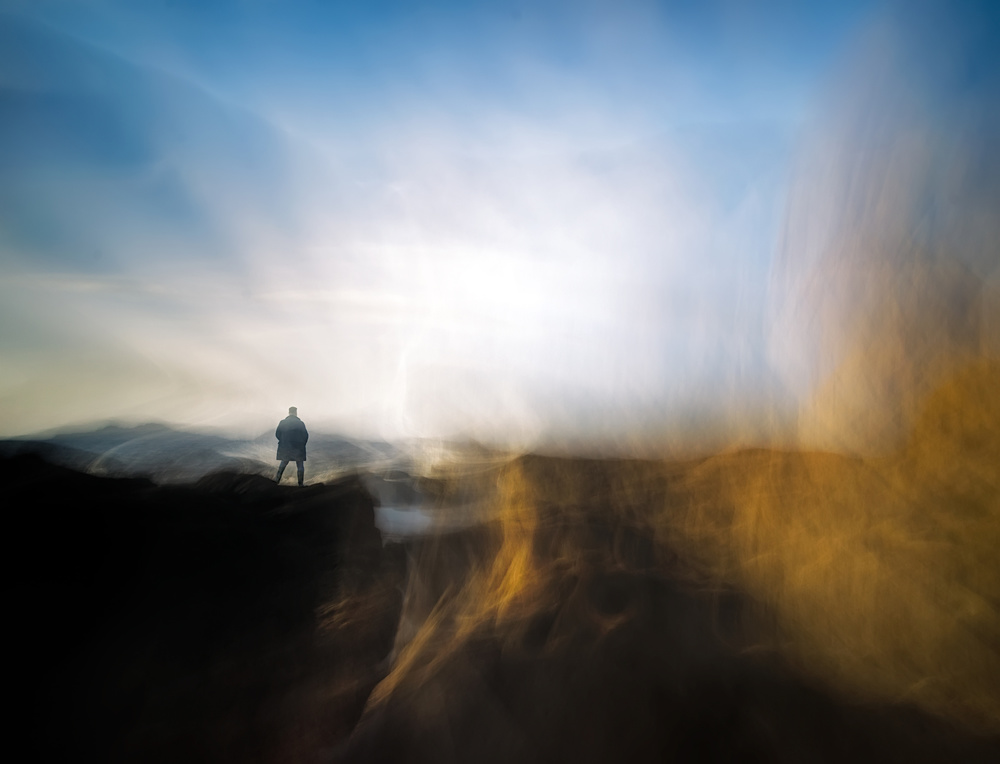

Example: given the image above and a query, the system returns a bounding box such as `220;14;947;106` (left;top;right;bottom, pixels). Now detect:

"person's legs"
296;460;305;486
275;460;289;482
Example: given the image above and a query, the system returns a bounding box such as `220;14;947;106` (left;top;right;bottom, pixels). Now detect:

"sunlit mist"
0;0;899;449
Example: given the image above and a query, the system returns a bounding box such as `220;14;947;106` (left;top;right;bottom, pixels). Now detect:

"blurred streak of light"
359;0;1000;738
768;3;1000;453
371;356;1000;732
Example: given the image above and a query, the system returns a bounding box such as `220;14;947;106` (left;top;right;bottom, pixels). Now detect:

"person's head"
288;406;298;416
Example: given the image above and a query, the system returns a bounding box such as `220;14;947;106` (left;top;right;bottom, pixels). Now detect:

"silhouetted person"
275;407;308;485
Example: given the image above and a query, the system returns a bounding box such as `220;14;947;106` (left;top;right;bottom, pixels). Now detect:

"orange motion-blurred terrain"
345;361;1000;763
9;360;1000;762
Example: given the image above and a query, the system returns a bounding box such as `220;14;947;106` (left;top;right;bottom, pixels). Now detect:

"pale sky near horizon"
1;0;997;452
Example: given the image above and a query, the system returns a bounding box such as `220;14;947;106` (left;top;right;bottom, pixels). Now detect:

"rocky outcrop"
4;454;399;763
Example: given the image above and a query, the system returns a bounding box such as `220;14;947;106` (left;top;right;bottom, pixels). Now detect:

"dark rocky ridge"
7;446;1000;763
5;453;399;763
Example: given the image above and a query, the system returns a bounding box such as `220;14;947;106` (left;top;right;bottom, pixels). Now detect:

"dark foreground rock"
6;449;1000;763
4;454;400;763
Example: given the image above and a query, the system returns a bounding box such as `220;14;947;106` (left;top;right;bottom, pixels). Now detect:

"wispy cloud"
11;1;991;453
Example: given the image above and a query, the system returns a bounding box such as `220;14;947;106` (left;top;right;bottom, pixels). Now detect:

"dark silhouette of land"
6;453;398;763
7;360;1000;763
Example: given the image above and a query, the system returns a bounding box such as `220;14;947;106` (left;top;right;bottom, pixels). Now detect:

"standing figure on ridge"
275;406;308;485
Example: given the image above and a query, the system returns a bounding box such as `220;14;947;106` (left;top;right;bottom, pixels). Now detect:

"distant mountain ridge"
1;422;408;485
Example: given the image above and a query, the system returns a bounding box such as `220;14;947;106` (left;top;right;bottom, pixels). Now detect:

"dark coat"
275;415;308;461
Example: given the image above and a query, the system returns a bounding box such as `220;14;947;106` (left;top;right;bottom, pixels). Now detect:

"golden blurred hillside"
379;360;1000;732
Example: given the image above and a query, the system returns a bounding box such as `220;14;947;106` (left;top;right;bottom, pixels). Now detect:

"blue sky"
1;0;996;450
